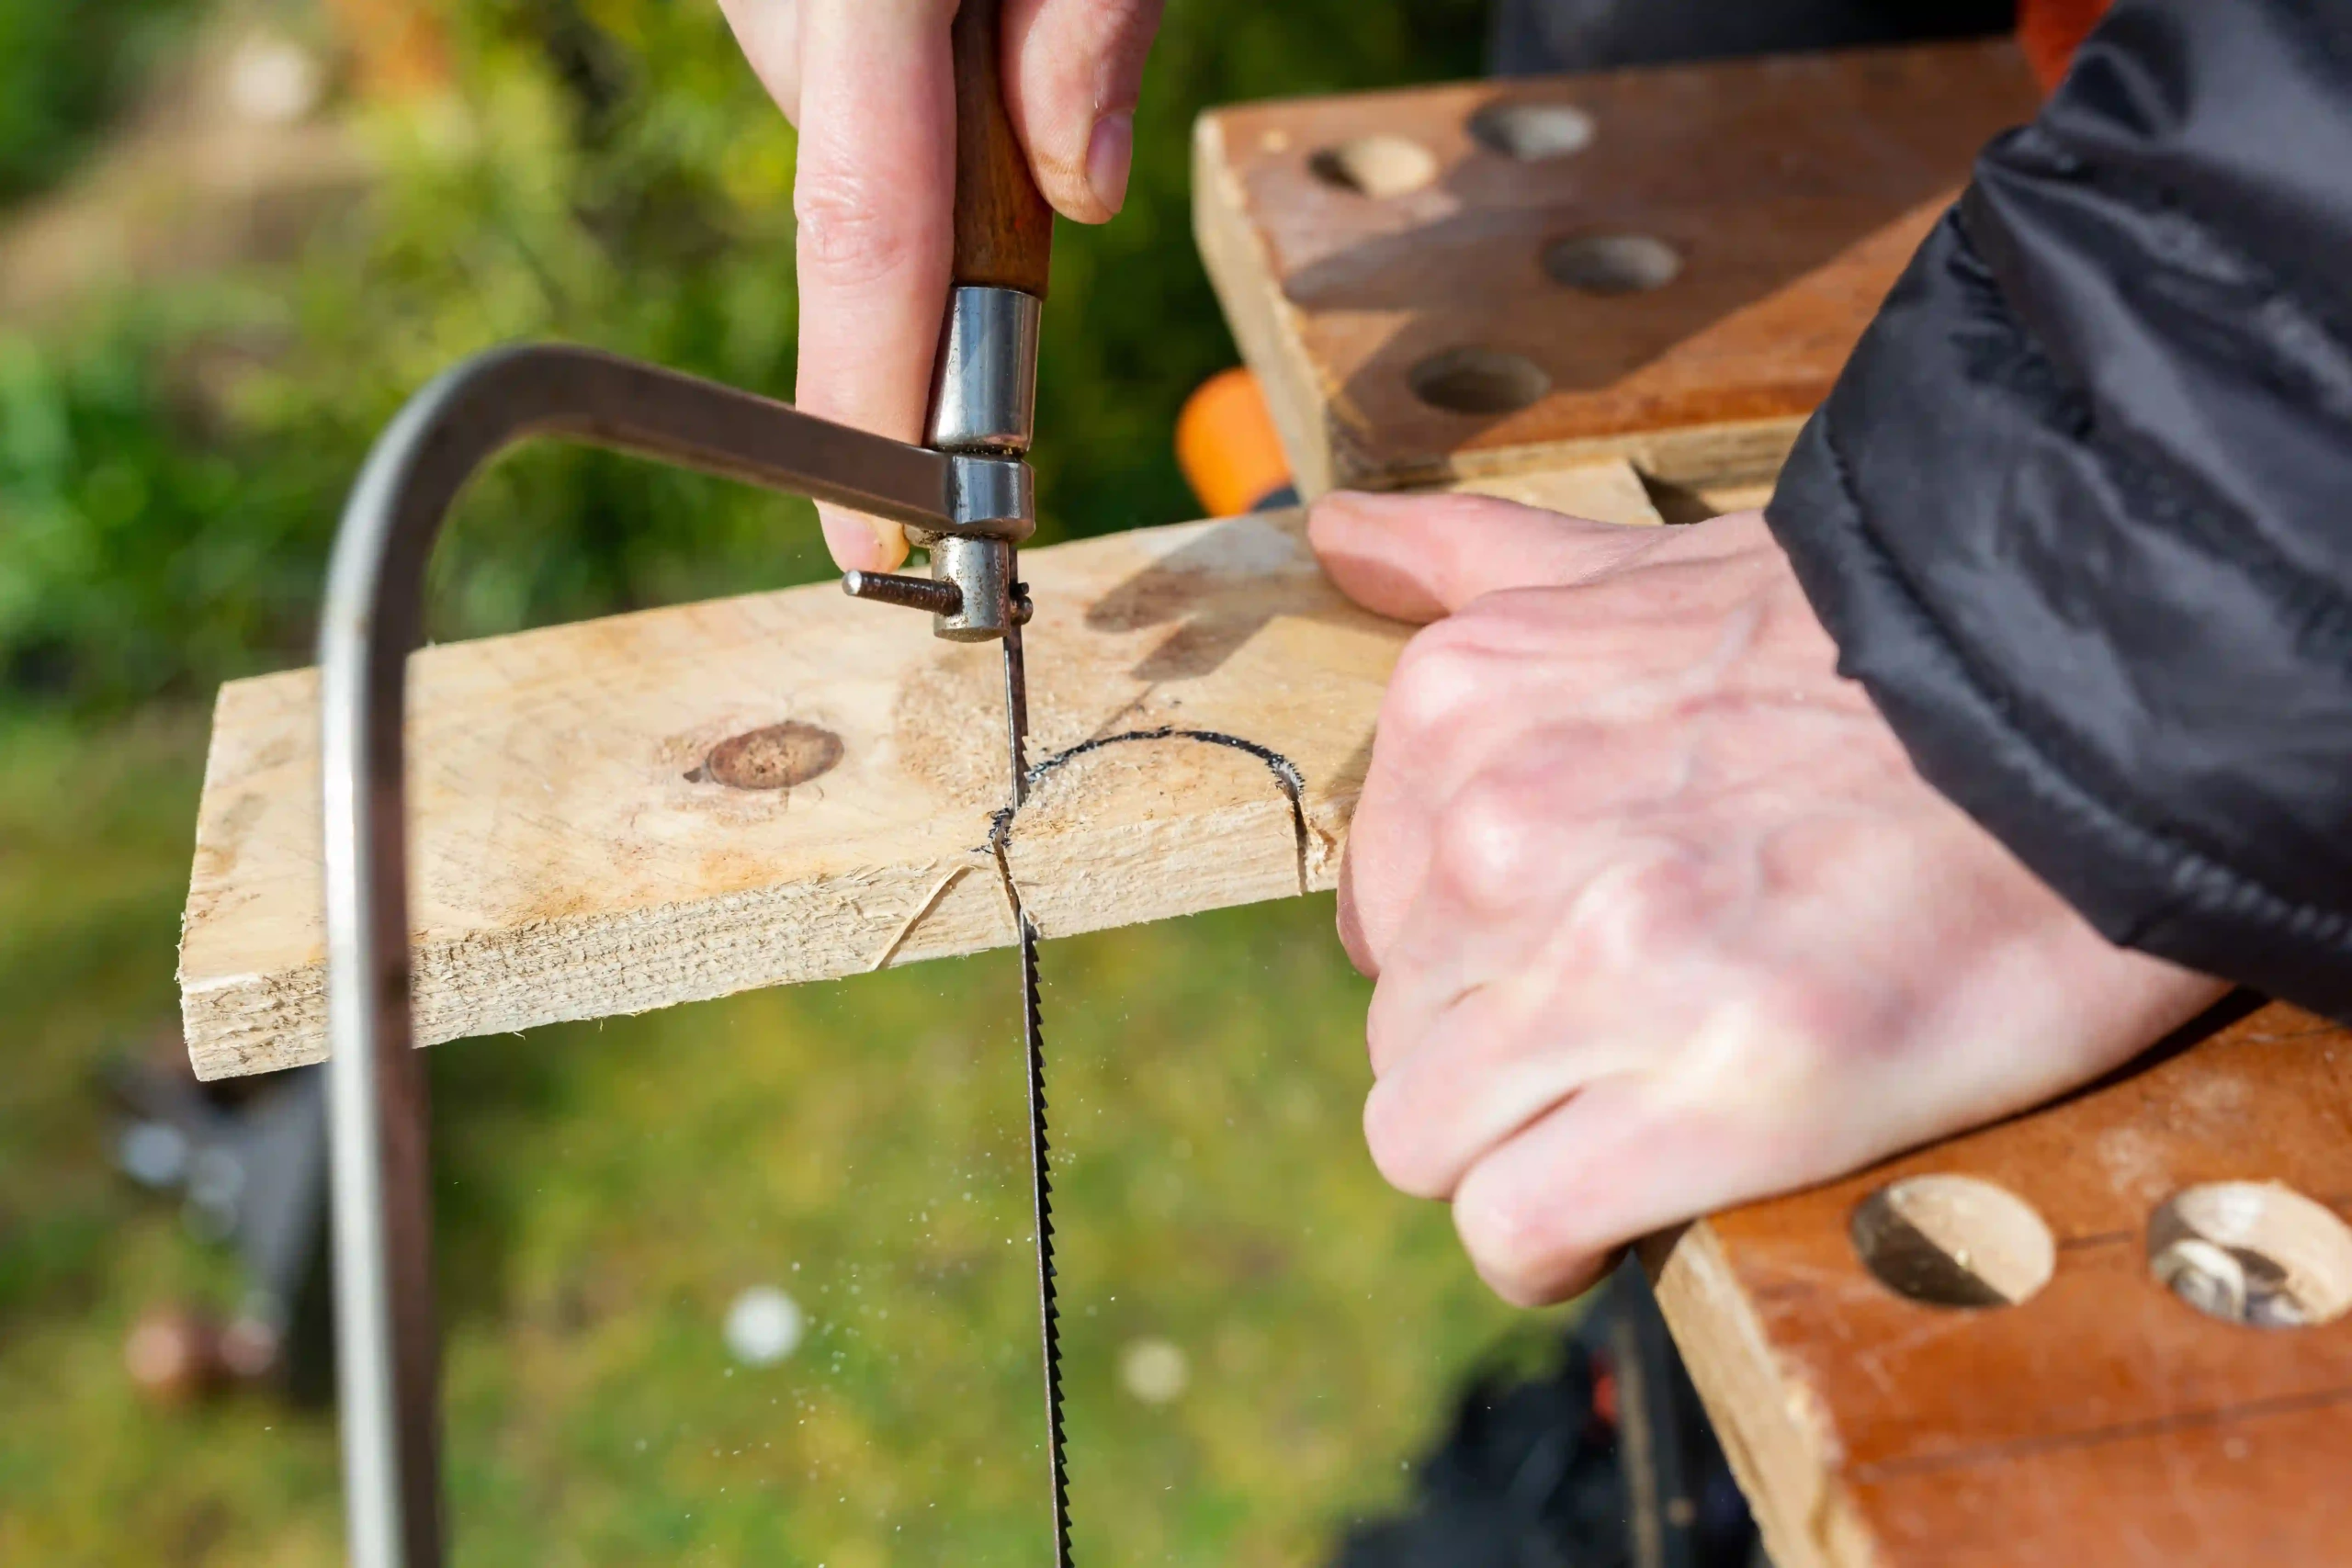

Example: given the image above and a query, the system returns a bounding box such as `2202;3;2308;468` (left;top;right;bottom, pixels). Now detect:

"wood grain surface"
177;463;1657;1080
1649;999;2352;1567
1194;40;2039;497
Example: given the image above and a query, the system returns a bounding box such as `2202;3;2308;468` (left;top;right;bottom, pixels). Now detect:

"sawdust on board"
892;642;1190;814
1014;739;1173;840
892;648;1021;811
1008;732;1299;865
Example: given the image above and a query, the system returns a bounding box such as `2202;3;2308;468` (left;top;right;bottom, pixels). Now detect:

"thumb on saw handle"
950;0;1054;299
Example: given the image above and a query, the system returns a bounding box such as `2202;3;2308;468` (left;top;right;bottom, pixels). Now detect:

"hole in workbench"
1468;99;1595;161
2149;1182;2352;1328
1406;347;1551;416
1307;134;1439;198
1851;1175;2054;1309
1544;233;1683;296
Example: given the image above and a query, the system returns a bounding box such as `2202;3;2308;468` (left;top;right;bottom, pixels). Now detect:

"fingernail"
1317;489;1417;517
817;505;908;573
1087;111;1135;218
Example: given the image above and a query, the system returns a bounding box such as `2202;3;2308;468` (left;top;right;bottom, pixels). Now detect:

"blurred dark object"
124;1303;227;1406
107;1044;334;1404
1489;0;2015;73
1333;1259;1759;1568
0;19;366;326
0;0;198;208
123;1302;285;1407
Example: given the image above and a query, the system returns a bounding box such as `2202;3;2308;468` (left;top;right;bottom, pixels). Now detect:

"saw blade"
1002;612;1071;1566
1021;911;1071;1564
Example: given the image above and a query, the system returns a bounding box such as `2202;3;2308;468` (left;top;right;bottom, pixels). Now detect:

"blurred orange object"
2018;0;2114;95
325;0;453;101
1176;367;1296;516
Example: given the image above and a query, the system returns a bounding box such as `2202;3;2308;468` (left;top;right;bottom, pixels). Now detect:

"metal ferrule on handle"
930;285;1042;452
914;286;1044;640
319;342;1032;1568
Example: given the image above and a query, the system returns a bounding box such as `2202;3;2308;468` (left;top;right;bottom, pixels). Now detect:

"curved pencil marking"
988;727;1315;901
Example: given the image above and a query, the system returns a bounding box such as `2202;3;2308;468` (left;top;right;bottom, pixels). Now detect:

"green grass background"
0;2;1576;1562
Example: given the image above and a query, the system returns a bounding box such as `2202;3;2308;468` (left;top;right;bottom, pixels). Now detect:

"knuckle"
1430;776;1543;908
1361;1077;1449;1200
794;174;926;286
1029;0;1162;100
1452;1172;1557;1303
1362;980;1406;1074
1007;1;1161;211
1663;970;1852;1118
1729;971;1854;1073
1563;851;1707;962
1383;625;1488;740
1335;810;1414;971
1334;888;1378;979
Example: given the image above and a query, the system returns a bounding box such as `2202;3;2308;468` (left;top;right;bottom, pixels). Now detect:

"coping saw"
315;4;1067;1562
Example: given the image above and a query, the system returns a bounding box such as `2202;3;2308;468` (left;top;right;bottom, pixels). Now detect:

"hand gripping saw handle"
320;9;1057;1561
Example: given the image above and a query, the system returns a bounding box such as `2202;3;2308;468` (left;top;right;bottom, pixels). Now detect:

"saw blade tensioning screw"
842;569;1035;626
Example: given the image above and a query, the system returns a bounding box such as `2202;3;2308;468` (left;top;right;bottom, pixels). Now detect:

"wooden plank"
1193;40;2040;498
177;462;1658;1081
1649;1000;2352;1568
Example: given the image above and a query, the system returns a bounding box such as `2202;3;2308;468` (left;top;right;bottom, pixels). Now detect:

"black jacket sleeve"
1766;0;2352;1019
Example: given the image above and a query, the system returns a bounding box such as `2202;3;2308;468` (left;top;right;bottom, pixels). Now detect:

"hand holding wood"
1309;493;2229;1305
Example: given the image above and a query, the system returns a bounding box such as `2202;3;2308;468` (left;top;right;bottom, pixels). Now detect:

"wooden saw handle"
950;0;1054;298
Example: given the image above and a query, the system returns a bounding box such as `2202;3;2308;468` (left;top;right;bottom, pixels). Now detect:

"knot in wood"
694;722;844;791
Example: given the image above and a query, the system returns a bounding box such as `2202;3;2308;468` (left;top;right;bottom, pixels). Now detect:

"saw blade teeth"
1020;913;1071;1568
1004;627;1069;1566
